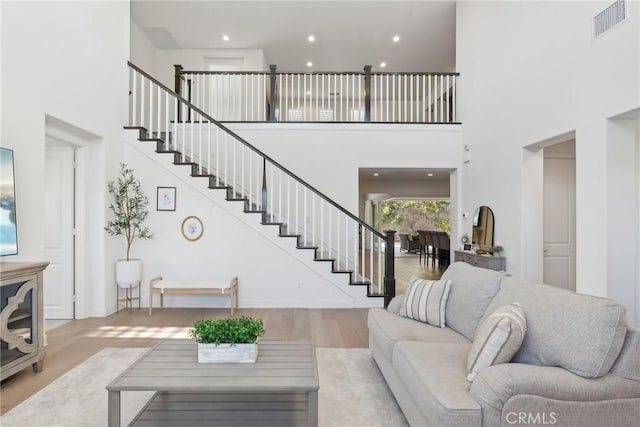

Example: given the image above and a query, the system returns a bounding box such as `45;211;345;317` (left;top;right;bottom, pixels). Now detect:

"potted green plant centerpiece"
191;316;265;363
105;163;152;289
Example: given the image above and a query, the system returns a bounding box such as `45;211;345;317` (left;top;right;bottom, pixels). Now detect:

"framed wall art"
0;148;18;256
181;216;203;241
157;187;176;211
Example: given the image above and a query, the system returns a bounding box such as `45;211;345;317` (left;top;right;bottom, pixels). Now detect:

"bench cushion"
153;278;234;291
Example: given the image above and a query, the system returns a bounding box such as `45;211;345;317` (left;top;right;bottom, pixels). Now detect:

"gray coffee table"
107;339;319;427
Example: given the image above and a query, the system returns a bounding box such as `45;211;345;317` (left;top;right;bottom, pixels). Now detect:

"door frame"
521;130;575;284
45;115;101;319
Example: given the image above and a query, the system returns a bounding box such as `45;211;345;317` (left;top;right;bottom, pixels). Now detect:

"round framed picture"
181;216;203;241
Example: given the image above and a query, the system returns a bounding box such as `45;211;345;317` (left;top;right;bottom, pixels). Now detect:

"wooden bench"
148;276;238;316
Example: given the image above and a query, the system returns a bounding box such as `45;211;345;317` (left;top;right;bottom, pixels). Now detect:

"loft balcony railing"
174;65;459;124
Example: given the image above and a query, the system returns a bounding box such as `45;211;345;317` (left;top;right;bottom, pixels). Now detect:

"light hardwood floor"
0;257;442;415
395;253;443;295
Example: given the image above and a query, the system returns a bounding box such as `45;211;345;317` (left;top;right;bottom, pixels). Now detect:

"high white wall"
606;117;638;323
1;1;130;317
457;1;640;324
130;20;157;77
155;49;267;91
227;123;463;214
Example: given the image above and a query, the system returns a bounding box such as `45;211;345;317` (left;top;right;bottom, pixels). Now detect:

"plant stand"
116;283;140;312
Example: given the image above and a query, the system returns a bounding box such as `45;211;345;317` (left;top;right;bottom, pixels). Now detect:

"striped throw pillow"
400;277;452;328
466;303;527;382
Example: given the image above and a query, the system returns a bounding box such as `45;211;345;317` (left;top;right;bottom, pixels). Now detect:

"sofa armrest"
470;362;640;411
386;295;403;314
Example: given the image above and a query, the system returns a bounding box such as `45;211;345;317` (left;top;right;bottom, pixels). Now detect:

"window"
319;109;334;121
350;109;365;121
287;109;302;121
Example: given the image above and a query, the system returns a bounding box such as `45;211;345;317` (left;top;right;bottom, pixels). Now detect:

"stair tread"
332;270;353;274
279;234;301;238
297;246;318;250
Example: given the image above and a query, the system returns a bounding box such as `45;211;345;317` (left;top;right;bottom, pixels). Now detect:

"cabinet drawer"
475;257;491;269
454;251;505;272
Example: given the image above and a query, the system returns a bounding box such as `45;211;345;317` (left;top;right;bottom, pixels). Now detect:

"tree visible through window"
380;200;450;234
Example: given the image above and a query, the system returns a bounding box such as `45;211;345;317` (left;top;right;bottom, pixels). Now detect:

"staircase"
126;62;395;306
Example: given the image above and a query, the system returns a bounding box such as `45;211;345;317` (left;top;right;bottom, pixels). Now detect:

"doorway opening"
543;140;576;291
45;115;102;320
358;167;452;294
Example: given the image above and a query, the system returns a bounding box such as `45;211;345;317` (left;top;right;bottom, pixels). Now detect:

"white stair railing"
129;62;394;298
176;65;459;124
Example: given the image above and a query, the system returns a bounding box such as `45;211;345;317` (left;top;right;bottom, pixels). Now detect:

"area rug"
1;347;408;427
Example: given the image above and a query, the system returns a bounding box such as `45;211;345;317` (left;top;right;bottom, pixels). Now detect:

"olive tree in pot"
105;163;152;290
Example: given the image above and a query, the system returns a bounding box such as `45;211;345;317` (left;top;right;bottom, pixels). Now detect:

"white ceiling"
359;167;451;199
131;0;456;72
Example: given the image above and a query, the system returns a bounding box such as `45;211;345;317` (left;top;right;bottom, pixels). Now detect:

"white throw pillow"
467;302;527;382
400;277;451;328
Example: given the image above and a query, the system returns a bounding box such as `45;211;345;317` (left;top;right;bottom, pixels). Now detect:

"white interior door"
44;144;75;319
543;144;576;291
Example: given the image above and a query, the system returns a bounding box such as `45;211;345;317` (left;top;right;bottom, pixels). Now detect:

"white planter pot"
197;343;258;363
115;259;142;288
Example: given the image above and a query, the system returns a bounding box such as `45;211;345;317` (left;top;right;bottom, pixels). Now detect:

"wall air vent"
594;0;627;38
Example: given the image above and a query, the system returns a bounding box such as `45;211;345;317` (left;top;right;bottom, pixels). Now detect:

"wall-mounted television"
0;147;18;256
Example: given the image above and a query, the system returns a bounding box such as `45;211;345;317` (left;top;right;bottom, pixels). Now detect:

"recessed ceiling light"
393;35;400;42
380;62;387;68
306;61;313;67
373;173;380;177
308;35;315;42
306;91;311;95
222;35;230;42
427;173;434;177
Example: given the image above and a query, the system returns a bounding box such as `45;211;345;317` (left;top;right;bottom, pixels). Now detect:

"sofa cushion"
485;277;627;378
442;262;507;340
367;308;469;362
610;327;640;381
400;277;451;327
392;341;481;426
467;303;527;382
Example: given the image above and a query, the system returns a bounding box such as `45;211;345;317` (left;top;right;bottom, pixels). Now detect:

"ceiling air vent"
594;0;627;38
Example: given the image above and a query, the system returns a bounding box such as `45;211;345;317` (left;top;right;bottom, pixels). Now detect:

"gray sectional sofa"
368;262;640;427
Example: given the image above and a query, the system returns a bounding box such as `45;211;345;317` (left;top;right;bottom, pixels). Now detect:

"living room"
1;0;639;425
